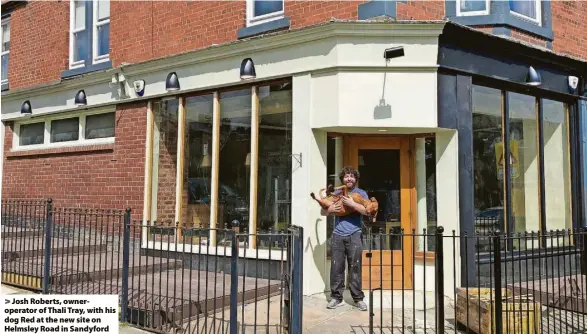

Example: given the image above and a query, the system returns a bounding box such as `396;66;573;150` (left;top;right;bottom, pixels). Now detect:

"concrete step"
2;236;108;261
1;253;182;289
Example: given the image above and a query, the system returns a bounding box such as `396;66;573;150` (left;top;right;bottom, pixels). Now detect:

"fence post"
582;228;587;275
229;230;239;334
492;230;503;334
42;199;53;294
290;226;303;334
120;208;131;323
435;226;445;333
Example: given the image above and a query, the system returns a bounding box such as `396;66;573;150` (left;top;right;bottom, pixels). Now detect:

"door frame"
342;135;415;290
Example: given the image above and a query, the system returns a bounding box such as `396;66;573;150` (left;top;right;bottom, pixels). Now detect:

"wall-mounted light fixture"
20;100;32;115
240;58;256;80
526;66;542;86
166;72;180;91
384;46;405;60
74;90;87;106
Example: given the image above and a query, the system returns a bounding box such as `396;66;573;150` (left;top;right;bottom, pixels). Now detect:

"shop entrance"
344;136;413;290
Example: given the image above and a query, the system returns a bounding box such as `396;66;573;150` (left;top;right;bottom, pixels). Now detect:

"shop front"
4;20;585;298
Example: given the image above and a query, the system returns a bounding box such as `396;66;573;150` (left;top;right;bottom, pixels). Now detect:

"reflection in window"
85;112;115;139
458;0;489;14
253;0;283;17
152;100;179;226
184;95;213;245
472;85;504;245
509;92;540;238
218;89;252;233
257;83;292;249
416;137;437;251
51;117;79;143
19;122;45;146
510;0;539;22
542;99;571;231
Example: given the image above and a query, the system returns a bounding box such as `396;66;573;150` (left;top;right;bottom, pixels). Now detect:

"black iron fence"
1;199;303;334
5;198;587;333
363;227;587;334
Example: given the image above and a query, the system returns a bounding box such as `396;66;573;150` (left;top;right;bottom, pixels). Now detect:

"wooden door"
344;136;413;290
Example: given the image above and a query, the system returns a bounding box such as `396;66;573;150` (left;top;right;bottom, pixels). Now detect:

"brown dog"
310;184;378;221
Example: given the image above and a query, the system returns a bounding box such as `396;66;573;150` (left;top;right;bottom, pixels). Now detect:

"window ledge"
8;142;114;158
61;60;113;79
237;17;290;39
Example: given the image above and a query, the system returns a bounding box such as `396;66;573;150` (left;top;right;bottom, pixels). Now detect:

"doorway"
344;136;413;290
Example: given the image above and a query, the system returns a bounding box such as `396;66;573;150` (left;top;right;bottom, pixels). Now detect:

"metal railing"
1;199;303;334
363;227;587;334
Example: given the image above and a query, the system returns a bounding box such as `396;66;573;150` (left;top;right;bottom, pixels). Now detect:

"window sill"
7;142;114;158
61;60;113;79
237;17;290;39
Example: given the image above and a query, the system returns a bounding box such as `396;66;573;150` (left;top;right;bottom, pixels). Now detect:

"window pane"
542;100;571;231
472;85;504;249
509;92;539;239
510;0;538;20
85;112;115;139
416;137;437;251
254;0;283;17
19;122;45;146
184;94;213;246
257;82;292;249
459;0;487;12
1;54;7;81
97;23;110;57
97;0;110;21
2;22;9;52
74;1;86;30
218;89;251;234
73;31;89;62
51;117;79;143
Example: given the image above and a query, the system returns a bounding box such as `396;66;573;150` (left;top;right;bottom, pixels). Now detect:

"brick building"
2;0;587;296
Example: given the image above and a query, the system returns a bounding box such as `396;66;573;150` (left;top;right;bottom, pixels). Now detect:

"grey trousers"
330;231;365;302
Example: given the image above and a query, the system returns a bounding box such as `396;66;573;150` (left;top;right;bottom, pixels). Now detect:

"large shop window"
472;84;572;249
149;81;292;250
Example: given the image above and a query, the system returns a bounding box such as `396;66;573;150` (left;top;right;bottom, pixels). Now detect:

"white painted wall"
311;71;438;129
292;74;330;296
435;129;461;297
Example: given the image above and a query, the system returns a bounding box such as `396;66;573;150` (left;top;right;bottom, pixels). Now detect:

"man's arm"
321;201;343;216
341;194;369;216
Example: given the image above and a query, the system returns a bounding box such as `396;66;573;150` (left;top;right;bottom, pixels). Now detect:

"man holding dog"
321;166;369;311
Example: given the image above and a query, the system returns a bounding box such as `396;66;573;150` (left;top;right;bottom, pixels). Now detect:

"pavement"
1;284;445;334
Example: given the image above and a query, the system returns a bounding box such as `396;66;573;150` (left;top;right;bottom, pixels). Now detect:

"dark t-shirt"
332;187;369;237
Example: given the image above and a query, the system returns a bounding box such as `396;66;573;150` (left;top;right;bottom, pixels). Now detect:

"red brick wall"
287;1;364;29
397;1;444;20
1;102;147;213
7;1;69;90
110;1;367;67
551;1;587;60
510;28;548;49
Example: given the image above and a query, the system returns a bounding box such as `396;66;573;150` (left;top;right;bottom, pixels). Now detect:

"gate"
1;199;304;334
